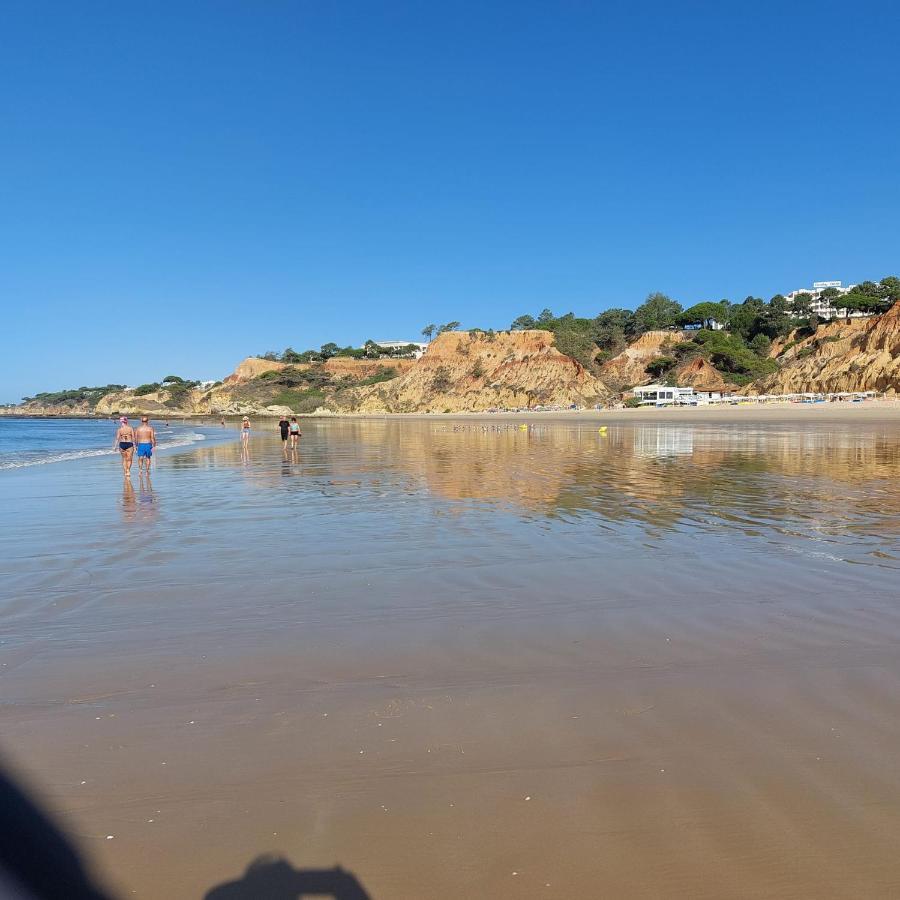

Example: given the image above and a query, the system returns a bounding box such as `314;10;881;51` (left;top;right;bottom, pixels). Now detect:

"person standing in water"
113;416;136;477
241;416;251;442
134;416;157;476
289;416;301;449
278;416;290;449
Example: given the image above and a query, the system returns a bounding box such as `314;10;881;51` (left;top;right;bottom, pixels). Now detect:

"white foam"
0;431;208;470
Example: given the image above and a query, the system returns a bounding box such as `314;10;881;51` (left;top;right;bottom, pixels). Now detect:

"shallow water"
2;418;900;898
0;417;222;469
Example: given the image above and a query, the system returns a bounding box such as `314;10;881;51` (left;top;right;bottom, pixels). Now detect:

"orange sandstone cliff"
748;301;900;395
598;330;679;388
332;330;609;413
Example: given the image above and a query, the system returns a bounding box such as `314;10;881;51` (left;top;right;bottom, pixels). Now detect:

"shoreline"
4;400;900;426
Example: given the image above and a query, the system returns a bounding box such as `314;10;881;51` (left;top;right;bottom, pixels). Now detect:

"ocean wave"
0;432;208;470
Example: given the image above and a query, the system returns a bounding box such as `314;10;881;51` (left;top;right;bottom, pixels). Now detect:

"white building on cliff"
783;280;866;320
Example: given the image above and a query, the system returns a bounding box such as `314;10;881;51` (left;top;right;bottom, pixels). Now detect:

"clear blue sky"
2;1;898;401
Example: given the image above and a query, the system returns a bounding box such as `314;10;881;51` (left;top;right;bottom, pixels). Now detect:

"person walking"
278;416;290;449
113;416;136;477
134;416;157;476
289;417;301;449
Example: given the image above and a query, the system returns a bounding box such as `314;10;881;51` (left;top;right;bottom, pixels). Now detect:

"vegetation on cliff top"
22;384;126;406
506;275;899;387
15;274;900;409
259;340;421;364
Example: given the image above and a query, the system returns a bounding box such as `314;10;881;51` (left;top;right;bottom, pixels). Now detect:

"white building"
632;385;735;406
783;280;865;320
632;385;697;406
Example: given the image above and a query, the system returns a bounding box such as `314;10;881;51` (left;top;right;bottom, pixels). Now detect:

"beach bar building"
632;385;697;406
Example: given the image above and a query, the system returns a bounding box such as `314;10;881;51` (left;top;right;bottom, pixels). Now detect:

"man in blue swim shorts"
134;416;157;476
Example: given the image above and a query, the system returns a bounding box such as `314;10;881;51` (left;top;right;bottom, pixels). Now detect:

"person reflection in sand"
121;476;137;521
138;472;158;521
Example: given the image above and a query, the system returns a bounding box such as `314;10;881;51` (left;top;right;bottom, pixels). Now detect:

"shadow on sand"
204;856;371;899
0;759;372;900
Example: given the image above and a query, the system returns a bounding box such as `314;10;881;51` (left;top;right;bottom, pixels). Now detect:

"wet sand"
2;415;900;898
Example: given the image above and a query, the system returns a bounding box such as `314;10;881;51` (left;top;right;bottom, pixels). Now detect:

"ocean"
0;416;220;470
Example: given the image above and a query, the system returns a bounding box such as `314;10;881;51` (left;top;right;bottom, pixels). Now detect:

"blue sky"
2;0;898;401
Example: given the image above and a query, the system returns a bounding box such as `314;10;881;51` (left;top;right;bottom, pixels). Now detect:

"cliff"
748;302;900;395
12;304;898;418
674;357;737;391
331;330;609;413
225;356;412;383
598;330;680;388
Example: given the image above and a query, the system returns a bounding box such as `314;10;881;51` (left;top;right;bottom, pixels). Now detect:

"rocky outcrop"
94;389;184;415
225;355;414;384
331;330;609;413
599;330;681;388
675;357;736;391
749;302;900;395
226;357;287;382
323;357;415;378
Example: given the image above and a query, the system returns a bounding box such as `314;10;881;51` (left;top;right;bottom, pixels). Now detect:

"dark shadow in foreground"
0;757;371;900
204;856;371;899
0;761;111;900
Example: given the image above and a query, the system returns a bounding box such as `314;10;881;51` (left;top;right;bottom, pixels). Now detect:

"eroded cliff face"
225;356;412;384
226;357;287;382
675;357;736;391
598;330;680;388
749;302;900;395
331;330;609;413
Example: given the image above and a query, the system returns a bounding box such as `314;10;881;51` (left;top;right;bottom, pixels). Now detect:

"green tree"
593;308;635;351
879;275;900;301
162;375;185;383
320;342;339;359
553;328;597;368
790;292;813;318
726;297;766;341
281;347;306;363
749;333;771;357
632;293;682;334
536;308;555;326
761;294;792;338
838;293;890;316
437;321;461;334
851;280;882;298
645;356;676;379
677;301;727;329
510;314;536;330
421;324;436;341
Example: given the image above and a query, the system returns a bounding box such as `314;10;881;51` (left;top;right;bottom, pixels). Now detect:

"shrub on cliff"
553;328;597;368
645;356;677;378
273;388;326;412
431;367;452;392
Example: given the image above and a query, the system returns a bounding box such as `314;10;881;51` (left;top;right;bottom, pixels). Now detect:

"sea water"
0;416;219;469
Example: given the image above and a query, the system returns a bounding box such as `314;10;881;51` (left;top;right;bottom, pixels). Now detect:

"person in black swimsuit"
278;416;290;449
113;417;136;477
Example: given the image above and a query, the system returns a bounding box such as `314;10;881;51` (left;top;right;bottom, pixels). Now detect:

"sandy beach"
2;412;900;898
